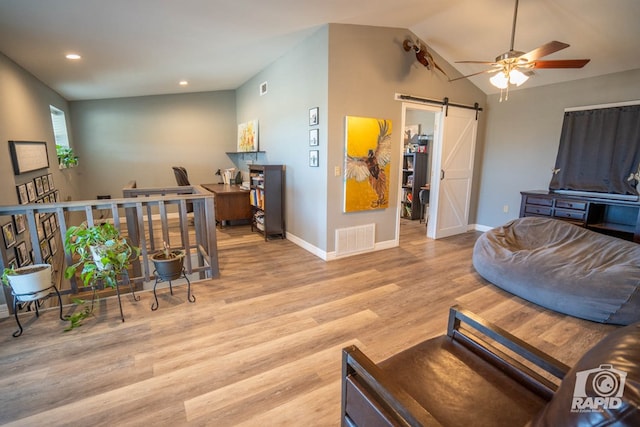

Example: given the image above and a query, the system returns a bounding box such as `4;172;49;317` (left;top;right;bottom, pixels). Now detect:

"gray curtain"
549;104;640;195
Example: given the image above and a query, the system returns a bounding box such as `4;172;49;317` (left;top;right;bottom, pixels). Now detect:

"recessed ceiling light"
179;80;189;86
65;53;81;60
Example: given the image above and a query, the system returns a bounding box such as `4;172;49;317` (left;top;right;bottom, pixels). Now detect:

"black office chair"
419;188;429;225
172;166;193;214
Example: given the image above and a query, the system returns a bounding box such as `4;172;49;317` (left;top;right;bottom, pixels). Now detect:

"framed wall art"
237;120;259;152
309;150;319;167
26;181;36;202
16;184;28;204
344;116;393;212
309;128;319;146
13;214;26;234
15;241;29;266
309;107;319;126
9;141;50;175
2;222;17;248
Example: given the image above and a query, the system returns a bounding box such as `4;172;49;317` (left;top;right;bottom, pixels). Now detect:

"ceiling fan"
449;0;590;94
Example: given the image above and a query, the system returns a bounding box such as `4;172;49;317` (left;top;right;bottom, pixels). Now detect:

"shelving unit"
249;164;285;240
400;152;428;220
520;190;640;243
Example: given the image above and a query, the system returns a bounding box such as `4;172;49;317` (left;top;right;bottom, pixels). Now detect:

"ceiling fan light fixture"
509;69;529;86
490;72;509;89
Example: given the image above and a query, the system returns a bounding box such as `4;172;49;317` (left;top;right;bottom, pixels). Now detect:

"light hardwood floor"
0;220;616;426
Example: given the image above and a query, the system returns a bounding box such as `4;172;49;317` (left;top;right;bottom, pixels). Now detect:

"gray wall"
235;26;329;250
326;24;486;251
69;91;237;199
476;68;640;228
0;53;82;205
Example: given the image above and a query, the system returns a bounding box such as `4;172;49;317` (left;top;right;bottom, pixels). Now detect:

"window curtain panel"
549;104;640;195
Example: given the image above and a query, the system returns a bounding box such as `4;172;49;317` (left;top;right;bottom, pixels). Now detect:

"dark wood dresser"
520;190;640;243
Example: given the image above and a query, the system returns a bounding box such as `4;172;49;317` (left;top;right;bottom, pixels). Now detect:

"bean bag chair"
473;217;640;325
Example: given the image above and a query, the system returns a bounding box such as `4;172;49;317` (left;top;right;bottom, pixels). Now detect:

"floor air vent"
335;224;375;257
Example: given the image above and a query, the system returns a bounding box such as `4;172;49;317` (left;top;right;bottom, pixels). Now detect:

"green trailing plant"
64;297;95;332
1;267;16;287
56;144;79;168
64;222;139;329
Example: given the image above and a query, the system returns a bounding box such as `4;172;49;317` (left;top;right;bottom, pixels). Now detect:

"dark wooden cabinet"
249;164;285;240
520;190;640;243
401;152;428;220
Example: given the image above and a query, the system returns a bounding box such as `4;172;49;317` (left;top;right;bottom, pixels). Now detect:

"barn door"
428;106;478;239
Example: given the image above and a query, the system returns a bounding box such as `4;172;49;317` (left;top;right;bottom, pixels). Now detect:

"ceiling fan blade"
520;40;569;62
449;68;500;83
532;59;590;69
456;60;499;65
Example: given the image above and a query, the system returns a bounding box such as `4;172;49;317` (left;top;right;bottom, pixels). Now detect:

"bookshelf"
249;164;285;240
401;152;428;220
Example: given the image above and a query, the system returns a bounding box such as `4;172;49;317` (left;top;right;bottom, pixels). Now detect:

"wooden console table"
520;190;640;243
202;184;251;227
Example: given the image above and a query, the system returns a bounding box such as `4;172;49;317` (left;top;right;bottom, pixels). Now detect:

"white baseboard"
470;223;492;233
287;232;398;261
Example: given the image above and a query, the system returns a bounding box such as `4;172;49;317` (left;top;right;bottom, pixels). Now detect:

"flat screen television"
549;102;640;201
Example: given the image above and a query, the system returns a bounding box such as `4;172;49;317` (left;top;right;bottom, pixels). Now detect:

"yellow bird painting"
345;117;393;211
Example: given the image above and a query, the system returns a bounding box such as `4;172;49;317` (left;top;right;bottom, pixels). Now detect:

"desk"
201;184;251;227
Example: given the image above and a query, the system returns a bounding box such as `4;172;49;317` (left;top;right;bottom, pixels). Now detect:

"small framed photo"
16;184;28;204
53;190;60;202
309;150;319;167
309;128;319;146
309;107;319;126
40;239;50;260
13;214;26;234
26;181;36;202
43;217;52;237
16;242;29;266
49;237;58;255
48;216;57;232
2;222;17;248
34;176;44;196
42;175;50;193
47;173;55;190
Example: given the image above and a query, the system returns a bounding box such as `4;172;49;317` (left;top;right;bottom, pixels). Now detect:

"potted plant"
64;222;139;288
56;144;79;169
64;222;140;327
2;264;52;301
150;241;185;281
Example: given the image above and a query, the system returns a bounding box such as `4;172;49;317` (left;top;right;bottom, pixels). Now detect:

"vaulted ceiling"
1;0;638;100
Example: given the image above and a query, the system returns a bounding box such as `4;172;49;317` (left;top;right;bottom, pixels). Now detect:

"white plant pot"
90;245;111;271
7;264;52;301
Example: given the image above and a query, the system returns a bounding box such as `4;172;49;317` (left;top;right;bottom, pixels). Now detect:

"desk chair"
171;166;193;214
419;188;429;225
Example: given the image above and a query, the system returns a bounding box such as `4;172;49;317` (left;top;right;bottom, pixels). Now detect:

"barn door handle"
440;169;445;180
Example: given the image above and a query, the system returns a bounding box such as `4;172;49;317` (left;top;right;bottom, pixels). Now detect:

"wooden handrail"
0;184;219;310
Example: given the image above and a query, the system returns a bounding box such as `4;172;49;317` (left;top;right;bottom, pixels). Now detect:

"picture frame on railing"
2;222;16;248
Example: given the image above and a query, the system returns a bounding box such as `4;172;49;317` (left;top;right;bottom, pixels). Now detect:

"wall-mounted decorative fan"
449;0;590;96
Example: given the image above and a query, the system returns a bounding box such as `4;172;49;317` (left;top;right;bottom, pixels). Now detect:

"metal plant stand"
113;273;140;322
150;268;195;311
11;285;65;337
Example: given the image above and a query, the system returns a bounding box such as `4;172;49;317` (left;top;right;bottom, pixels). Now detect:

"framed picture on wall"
2;222;17;248
309;107;319;126
15;242;29;266
49;236;58;256
40;239;50;260
34;176;44;196
47;173;55;190
309;150;319;167
26;181;36;202
309;128;319;146
13;214;26;234
16;184;28;204
42;175;50;192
